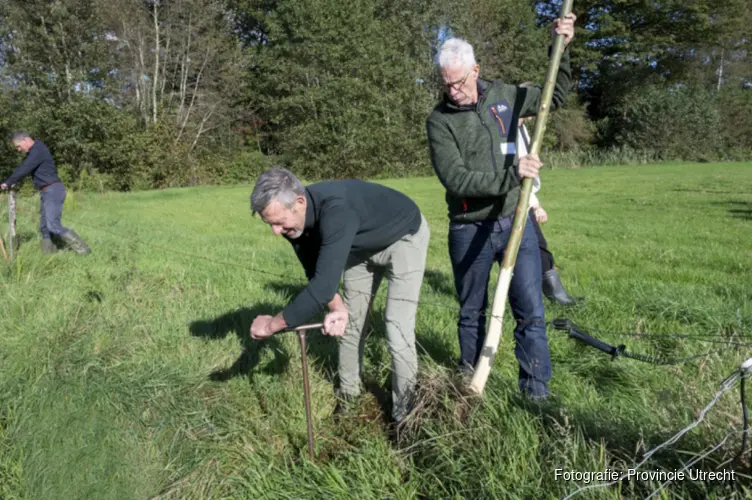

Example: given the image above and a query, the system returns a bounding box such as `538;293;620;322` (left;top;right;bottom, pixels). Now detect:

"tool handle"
297;329;315;460
568;324;619;356
283;322;324;333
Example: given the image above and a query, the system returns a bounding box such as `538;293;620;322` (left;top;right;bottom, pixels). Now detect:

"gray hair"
250;167;305;215
10;131;31;142
437;38;476;70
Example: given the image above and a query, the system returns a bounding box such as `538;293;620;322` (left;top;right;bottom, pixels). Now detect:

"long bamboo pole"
469;0;574;395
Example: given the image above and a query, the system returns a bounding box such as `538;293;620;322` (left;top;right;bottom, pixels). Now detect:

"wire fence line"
2;213;747;371
562;364;752;500
642;430;744;500
55;218;748;345
5;208;752;498
67;217;752;497
71;217;752;471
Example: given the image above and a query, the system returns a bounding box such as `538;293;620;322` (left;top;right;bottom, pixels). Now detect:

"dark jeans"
448;214;551;396
529;208;554;274
39;183;69;239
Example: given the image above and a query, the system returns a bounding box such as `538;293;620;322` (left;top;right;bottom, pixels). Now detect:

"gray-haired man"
426;15;576;397
248;167;430;424
1;132;90;255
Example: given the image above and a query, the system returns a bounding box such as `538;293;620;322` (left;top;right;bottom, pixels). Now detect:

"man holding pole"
248;167;430;425
1;132;90;255
425;14;576;398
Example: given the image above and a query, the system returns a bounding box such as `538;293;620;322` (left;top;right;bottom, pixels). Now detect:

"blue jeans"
448;214;551;397
39;183;69;239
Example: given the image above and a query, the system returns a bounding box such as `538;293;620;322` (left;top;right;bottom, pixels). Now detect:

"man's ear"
294;195;306;210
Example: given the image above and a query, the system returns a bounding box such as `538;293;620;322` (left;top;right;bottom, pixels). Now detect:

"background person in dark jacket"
1;132;90;255
425;14;576;398
516;117;583;306
248;167;430;424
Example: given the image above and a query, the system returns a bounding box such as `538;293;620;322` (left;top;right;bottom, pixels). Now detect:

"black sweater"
4;140;62;190
281;179;422;327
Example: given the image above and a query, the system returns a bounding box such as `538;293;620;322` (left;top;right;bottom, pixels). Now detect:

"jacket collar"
304;189;316;229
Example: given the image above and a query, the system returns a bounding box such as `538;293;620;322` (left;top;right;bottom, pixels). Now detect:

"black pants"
529;208;554;275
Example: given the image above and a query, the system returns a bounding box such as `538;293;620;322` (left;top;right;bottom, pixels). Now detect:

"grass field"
1;162;751;499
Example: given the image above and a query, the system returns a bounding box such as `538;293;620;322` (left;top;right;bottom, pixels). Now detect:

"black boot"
542;268;583;306
60;230;91;255
40;238;57;254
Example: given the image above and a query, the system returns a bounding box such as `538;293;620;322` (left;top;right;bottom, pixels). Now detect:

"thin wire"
67;218;751;351
584;324;751;343
562;370;742;500
11;209;752;498
642;430;741;500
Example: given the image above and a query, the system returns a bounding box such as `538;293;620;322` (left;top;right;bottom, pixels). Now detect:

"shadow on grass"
189;303;292;382
424;268;456;298
3;229;36;252
673;188;752;196
263;280;460;423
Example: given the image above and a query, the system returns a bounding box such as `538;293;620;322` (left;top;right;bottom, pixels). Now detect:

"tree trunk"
177;14;192;126
176;47;209;143
152;1;160;124
717;48;724;91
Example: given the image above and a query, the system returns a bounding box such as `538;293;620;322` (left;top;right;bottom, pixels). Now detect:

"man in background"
517;115;584;306
1;132;90;255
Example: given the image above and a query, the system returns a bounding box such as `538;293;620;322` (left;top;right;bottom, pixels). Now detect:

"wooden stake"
8;190;15;261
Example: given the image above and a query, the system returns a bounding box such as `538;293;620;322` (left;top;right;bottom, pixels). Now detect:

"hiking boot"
542;268;583;306
40;238;57;254
60;230;91;256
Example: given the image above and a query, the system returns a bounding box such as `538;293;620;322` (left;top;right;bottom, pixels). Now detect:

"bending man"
249;168;430;424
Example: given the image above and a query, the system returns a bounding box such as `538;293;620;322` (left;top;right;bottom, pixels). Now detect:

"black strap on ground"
551;318;727;366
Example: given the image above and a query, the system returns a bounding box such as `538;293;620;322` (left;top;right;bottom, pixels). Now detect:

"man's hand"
322;310;348;337
517;154;542;180
251;313;287;340
534;206;548;223
552;12;577;47
250;314;283;340
250;315;275;339
0;183;7;190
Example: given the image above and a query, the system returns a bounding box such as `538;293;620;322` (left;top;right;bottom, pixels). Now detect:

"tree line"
0;0;750;191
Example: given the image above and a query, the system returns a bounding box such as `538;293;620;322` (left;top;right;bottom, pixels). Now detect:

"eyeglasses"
444;70;473;92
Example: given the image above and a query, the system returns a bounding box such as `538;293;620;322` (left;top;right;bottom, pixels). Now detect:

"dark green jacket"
426;49;571;222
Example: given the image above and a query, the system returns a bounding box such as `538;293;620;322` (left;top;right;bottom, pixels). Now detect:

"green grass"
1;162;751;499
